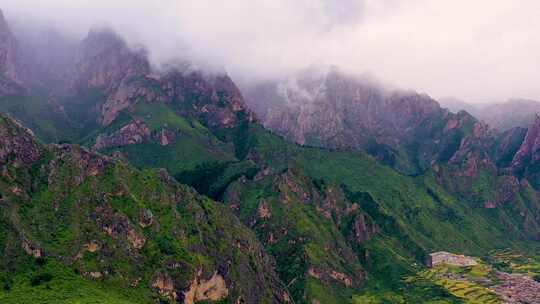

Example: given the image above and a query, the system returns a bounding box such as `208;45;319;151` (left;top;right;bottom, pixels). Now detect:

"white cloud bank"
3;0;540;102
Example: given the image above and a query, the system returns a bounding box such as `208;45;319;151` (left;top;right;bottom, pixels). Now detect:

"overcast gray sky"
3;0;540;102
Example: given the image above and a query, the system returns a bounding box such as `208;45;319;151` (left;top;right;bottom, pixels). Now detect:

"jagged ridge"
0;114;290;303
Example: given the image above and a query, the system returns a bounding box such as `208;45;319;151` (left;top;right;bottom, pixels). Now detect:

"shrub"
157;236;176;255
30;273;53;286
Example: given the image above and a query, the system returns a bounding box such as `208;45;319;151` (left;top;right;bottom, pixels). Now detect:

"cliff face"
243;67;540;184
245;68;490;174
0;114;42;166
441;98;540;131
100;67;254;129
511;115;540;172
72;29;150;94
508;115;540;188
0;113;290;303
157;69;255;129
0;13;254;143
68;28;254;130
224;167;375;303
0;9;26;96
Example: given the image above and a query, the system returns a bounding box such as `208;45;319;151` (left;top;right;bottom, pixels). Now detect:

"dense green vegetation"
45;96;537;303
2;85;540;303
0;95;76;143
0;259;146;304
0;116;286;303
224;169;365;303
216;125;540;302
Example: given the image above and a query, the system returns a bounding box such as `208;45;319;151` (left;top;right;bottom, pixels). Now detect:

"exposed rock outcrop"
21;239;42;258
511;115;540;175
135;68;255;129
96;208;146;250
349;213;379;245
93;120;151;150
153;128;177;146
441;97;540;131
0;115;42;166
152;273;177;301
0;9;26;96
48;144;110;186
100;75;164;125
308;267;354;288
244;67;483;174
183;271;229;304
72;28;150;94
71;28;255;130
139;208;154;228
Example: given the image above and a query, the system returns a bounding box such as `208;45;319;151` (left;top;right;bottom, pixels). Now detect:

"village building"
427;251;478;267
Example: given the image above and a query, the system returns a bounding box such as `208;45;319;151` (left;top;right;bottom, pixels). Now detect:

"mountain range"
1;8;540;304
440;97;540;131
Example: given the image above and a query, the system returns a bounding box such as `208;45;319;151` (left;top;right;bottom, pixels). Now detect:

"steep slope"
2;10;540;303
71;28;150;96
0;114;290;304
246;125;540;249
66;28;254;132
0;9;26;96
0;9;78;143
243;67;489;175
224;168;370;303
440;98;540;131
242;68;540;199
62;29;258;186
510;115;540;189
65;34;540;302
217;124;540;302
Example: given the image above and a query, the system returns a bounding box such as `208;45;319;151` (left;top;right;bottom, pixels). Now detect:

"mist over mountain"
4;0;540;102
2;3;540;304
440;98;540;131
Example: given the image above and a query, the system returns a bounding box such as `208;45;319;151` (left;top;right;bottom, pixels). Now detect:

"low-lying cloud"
3;0;540;102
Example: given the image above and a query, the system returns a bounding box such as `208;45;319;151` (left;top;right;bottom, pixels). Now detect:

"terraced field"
488;249;540;276
405;250;540;304
415;265;500;304
434;279;499;304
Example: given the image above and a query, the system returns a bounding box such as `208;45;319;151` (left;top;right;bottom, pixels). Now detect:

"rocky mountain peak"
0;8;26;96
100;58;254;128
161;69;254;127
244;67;481;174
72;28;150;93
0;114;42;166
82;28;127;54
0;9;10;39
511;114;540;175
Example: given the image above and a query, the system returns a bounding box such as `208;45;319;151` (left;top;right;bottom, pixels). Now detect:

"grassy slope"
92;102;239;176
88;112;539;303
4;89;540;303
251;126;526;250
87;101;258;200
0;116;285;303
0;95;76;143
0;260;146;304
242;125;540;301
225;170;364;303
0;90;107;144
